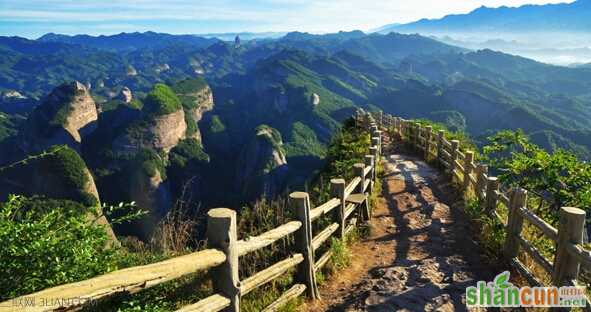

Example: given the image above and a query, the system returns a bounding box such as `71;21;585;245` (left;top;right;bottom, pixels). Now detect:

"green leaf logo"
494;271;511;289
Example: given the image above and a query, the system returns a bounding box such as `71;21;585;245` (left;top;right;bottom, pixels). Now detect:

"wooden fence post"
365;155;375;192
354;163;365;193
450;140;460;174
354;163;368;221
207;208;240;312
290;192;320;299
463;151;474;192
330;179;346;240
424;126;432;160
475;164;488;201
437;130;444;167
375;130;382;155
503;188;527;261
371;137;380;160
369;146;378;174
553;207;586;286
414;123;421;151
485;177;499;214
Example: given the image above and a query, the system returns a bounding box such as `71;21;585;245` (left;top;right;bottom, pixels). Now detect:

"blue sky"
0;0;574;39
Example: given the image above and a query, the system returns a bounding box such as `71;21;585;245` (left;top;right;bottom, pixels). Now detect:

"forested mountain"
379;0;591;34
37;31;220;52
2;29;591;241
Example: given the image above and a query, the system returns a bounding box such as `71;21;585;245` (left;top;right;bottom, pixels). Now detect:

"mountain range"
376;0;591;65
1;29;591;240
379;0;591;34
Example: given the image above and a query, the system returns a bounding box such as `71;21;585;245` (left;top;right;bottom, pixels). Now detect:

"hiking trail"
305;144;496;312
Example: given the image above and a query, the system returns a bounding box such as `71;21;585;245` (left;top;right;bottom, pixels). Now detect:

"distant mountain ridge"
38;31;220;52
378;0;591;34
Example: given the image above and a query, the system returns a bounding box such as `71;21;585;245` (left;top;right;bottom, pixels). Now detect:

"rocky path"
305;150;495;312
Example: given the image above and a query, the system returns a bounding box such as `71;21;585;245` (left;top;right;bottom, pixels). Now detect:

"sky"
0;0;575;39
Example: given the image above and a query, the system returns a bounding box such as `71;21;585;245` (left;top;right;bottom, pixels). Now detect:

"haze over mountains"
377;0;591;65
1;3;591;240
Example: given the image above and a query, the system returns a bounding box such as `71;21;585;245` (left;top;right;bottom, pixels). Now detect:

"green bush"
171;78;208;95
0;195;118;300
135;149;167;180
169;138;209;169
483;129;591;223
209;115;226;133
144;84;182;116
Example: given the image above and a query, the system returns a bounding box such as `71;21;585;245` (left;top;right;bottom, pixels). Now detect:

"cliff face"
21;81;98;152
236;125;288;199
187;86;214;142
128;167;171;240
149;109;187;153
171;78;215;143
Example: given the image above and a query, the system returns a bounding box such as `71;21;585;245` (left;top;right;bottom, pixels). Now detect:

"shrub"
0;195;118;300
483;130;591;223
209;115;226;133
144;84;182;116
169;139;209;169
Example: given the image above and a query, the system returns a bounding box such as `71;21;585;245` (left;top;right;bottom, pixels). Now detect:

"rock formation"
311;93;321;106
2;90;26;99
155;63;170;73
126;65;138;76
120;86;133;103
128;164;171;240
235;35;241;48
149;109;187;152
171;78;215;142
21;81;98;153
187;86;214;142
236;125;288;199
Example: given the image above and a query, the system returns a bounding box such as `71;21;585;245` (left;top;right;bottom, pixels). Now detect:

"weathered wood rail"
0;114;382;312
375;110;591;307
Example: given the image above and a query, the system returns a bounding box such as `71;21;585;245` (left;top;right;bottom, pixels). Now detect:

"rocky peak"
311;93;321;106
120;86;133;103
155;63;170;73
236;125;288;199
112;83;187;154
2;90;26;99
21;81;98;152
126;65;138;76
171;78;215;142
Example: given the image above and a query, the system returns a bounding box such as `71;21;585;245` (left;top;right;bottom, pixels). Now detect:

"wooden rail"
0;111;383;312
382;111;590;301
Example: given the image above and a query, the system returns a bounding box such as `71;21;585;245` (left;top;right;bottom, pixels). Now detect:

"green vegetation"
169;138;209;169
483;129;591;224
143;84;182;116
321;118;371;181
208;115;226;133
284;122;326;158
0;195;118;300
184;113;198;137
135;148;167;180
17;145;99;207
0;112;17;141
256;124;285;156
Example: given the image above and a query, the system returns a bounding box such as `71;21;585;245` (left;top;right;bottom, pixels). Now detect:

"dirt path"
305;151;495;312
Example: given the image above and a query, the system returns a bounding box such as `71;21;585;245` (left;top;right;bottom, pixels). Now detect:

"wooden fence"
0;114;383;312
374;111;591;306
